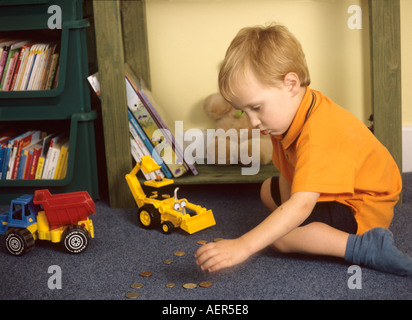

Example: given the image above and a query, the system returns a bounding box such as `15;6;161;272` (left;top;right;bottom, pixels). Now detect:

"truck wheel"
5;228;35;256
138;205;160;229
161;221;174;234
62;225;90;254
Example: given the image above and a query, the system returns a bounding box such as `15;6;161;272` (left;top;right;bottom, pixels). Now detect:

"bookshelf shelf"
174;165;278;185
0;0;99;204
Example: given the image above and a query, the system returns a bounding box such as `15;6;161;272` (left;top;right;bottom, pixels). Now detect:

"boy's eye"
252;105;261;111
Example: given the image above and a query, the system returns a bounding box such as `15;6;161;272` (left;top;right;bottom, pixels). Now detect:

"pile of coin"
124;238;222;299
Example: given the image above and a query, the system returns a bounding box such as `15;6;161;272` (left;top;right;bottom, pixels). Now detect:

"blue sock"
345;227;412;276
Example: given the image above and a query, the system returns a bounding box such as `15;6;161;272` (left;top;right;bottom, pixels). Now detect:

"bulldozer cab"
142;180;174;200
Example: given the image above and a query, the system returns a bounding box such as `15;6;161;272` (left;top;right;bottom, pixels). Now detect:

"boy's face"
229;69;302;137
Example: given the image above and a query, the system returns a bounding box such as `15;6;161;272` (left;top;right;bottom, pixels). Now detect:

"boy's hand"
195;238;250;272
195;192;320;273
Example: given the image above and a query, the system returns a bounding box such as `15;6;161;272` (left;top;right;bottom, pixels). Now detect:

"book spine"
35;156;45;179
14;44;32;90
0;46;10;82
129;123;164;180
0;148;4;179
3;50;19;91
28;147;41;179
10;46;25;90
130;137;154;180
23;150;33;179
1;147;11;180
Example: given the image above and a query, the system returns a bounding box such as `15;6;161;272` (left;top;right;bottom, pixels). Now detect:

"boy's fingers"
198;254;225;272
195;244;217;265
195;242;215;258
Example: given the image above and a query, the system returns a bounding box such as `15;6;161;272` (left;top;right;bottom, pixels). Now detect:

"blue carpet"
0;173;411;300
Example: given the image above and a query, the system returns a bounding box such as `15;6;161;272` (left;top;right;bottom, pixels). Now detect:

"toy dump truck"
0;189;95;256
125;155;215;234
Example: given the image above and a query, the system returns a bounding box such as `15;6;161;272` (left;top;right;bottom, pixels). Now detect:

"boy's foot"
345;227;412;276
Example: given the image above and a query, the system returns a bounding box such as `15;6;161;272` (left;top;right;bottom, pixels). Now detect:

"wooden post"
121;0;151;90
93;0;134;207
369;0;402;173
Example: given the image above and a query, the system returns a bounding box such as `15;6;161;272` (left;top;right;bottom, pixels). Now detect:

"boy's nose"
249;117;261;129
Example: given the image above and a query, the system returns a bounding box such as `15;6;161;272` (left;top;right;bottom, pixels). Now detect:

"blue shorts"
270;176;358;234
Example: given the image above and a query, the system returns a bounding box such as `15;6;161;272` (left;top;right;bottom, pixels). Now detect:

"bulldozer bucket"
180;210;216;234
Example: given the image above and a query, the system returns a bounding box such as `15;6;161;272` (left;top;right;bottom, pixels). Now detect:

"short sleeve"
290;121;357;196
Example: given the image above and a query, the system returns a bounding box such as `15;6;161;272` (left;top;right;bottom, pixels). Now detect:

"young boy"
195;24;412;276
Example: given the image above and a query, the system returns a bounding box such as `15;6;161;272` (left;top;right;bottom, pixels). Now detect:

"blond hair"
218;24;310;102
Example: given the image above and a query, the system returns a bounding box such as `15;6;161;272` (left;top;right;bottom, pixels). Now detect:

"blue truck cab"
0;195;38;235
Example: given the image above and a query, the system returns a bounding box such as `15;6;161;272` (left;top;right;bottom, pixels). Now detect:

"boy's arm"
195;191;320;272
279;173;291;203
240;191;319;254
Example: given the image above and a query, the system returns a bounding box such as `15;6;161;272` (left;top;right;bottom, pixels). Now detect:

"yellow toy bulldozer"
125;155;215;234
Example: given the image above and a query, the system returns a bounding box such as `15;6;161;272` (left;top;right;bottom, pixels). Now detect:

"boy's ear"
284;73;301;96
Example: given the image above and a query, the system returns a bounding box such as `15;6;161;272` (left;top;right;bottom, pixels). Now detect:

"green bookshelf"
0;0;99;204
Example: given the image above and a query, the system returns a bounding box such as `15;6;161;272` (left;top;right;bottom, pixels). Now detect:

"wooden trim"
93;0;134;207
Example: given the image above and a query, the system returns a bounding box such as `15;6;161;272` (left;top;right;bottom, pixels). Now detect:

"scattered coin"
197;240;207;245
174;251;186;257
199;281;213;288
183;283;197;289
164;259;173;265
139;271;153;277
130;283;144;289
165;283;175;288
214;238;224;242
125;292;140;299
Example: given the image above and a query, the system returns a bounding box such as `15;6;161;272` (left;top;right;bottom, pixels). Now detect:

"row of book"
0;37;60;91
0;127;69;180
87;64;198;180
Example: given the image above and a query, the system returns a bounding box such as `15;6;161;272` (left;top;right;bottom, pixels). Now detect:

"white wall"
146;0;370;130
145;0;412;171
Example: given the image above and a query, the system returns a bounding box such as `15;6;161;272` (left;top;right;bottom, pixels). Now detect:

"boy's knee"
260;178;271;203
270;240;291;253
260;178;277;211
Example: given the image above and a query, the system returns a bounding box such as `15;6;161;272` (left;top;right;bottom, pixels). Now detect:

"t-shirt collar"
273;87;317;150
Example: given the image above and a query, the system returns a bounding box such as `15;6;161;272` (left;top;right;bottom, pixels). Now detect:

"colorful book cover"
128;109;172;178
138;89;198;176
125;77;186;178
124;65;198;176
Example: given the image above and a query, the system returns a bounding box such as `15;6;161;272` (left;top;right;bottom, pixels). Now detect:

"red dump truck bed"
33;189;95;230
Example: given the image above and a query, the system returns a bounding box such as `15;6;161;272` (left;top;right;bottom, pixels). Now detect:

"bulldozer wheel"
161;221;174;234
138;205;160;229
5;228;35;256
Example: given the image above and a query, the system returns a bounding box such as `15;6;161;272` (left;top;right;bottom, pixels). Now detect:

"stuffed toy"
203;93;273;166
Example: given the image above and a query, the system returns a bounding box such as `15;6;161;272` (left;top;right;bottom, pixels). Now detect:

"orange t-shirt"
271;87;402;234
